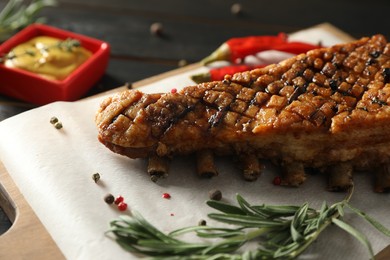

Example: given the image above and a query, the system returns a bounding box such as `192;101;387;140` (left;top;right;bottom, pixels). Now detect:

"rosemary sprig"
0;0;57;42
108;186;390;259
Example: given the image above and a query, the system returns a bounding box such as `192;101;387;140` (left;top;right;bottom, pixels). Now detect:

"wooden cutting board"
0;62;200;259
3;23;388;259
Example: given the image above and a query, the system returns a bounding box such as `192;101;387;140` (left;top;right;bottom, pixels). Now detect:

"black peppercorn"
150;22;163;36
104;194;115;204
208;189;222;201
92;173;100;183
198;219;207;226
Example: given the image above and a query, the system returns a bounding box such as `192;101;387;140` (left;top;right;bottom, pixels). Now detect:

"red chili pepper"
209;64;264;81
272;41;321;55
226;33;287;62
191;64;265;83
201;33;320;65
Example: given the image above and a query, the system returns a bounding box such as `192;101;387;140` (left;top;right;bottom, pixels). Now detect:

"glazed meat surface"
96;35;390;191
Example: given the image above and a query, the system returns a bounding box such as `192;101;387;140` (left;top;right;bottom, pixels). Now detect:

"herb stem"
108;185;390;259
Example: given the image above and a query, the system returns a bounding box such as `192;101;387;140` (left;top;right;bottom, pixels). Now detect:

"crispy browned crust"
96;35;390;189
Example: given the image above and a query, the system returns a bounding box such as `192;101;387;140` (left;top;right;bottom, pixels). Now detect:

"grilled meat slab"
96;35;390;192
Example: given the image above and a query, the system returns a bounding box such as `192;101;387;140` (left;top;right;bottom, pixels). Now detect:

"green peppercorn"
104;194;115;204
50;116;58;124
92;173;100;183
54;122;63;129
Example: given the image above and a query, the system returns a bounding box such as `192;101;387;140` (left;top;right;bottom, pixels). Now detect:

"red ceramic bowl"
0;24;110;105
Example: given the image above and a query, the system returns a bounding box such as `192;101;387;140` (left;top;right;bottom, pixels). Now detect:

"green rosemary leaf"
290;203;309;242
206;200;246;215
331;218;374;258
345;203;390;237
208;213;285;228
251;204;305;218
108;187;389;259
195;227;245;238
273;241;300;258
236;194;260;216
0;0;57;42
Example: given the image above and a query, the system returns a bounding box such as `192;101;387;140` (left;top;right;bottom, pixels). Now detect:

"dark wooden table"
0;0;389;237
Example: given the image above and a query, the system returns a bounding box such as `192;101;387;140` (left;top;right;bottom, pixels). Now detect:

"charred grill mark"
383;68;390;83
288;85;307;104
162;104;196;136
209;106;228;128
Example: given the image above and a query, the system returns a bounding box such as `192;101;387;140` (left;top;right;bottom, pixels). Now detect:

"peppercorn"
117;202;128;211
114;195;124;205
150;22;163;36
231;3;243;16
104;194;115;204
162;192;171;199
178;59;188;67
92;173;100;183
273;176;282;186
50;116;58;124
198;219;207;226
208;189;222;201
54;122;63;129
125;82;133;89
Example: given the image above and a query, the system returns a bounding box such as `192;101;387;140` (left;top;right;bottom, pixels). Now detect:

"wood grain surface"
0;162;64;259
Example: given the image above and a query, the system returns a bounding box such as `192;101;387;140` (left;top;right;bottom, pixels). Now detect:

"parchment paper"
0;24;389;260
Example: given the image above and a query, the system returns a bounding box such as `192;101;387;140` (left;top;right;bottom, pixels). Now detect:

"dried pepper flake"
118;202;128;211
92;173;100;183
273;176;282;186
114;195;124;205
162;193;171;199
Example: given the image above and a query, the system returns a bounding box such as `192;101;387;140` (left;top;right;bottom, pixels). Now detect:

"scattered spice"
178;59;188;67
273;176;282;185
125;82;133;89
198;219;207;226
208;189;222;201
54;122;63;129
104;194;115;204
92;173;100;183
50;116;58;124
231;3;243;16
162;193;171;199
150;22;164;36
170;213;175;216
114;195;124;205
117;202;128;211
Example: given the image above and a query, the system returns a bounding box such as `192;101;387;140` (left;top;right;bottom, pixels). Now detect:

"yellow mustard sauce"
4;36;92;80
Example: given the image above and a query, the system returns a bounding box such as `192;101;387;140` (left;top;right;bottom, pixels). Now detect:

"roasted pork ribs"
96;35;390;192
